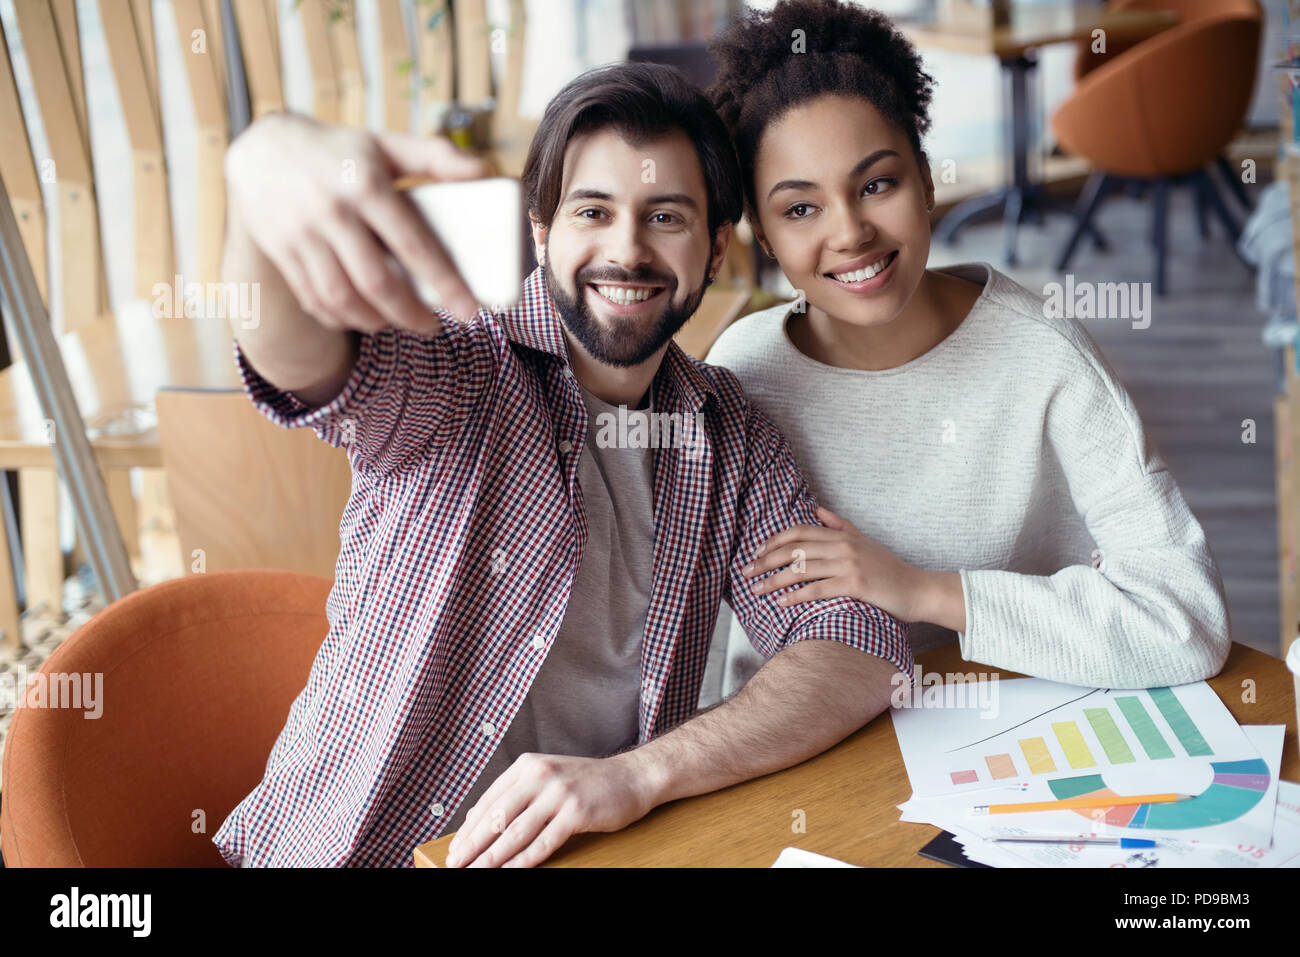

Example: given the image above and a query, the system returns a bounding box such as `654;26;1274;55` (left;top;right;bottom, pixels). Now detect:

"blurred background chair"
155;389;352;579
0;569;330;866
1071;0;1262;216
1052;11;1263;295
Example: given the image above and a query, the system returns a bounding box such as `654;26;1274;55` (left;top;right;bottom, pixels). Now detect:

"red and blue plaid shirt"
213;266;911;867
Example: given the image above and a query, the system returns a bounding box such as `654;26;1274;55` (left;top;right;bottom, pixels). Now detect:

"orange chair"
0;570;330;866
1051;13;1261;294
1069;0;1262;216
1073;0;1260;80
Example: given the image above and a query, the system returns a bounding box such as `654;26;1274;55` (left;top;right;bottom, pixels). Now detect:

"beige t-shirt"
441;379;655;835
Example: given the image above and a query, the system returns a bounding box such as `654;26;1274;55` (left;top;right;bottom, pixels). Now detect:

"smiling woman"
703;0;1232;693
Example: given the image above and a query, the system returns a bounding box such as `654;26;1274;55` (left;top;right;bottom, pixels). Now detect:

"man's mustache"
576;267;675;288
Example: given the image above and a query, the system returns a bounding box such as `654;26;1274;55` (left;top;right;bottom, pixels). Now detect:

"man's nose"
604;217;653;271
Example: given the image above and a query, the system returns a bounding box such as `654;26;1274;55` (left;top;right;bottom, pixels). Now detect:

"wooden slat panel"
173;0;229;287
0;14;48;312
263;0;282;79
199;0;227;113
415;0;453;134
129;0;161;130
299;0;341;123
99;0;175;299
454;0;490;106
231;0;284;118
490;0;526;169
327;0;364;127
375;0;410;131
50;0;89;162
14;0;103;333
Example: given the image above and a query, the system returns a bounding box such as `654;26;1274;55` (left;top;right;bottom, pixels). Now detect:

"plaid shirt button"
481;721;495;737
558;439;573;454
531;634;545;650
431;803;444;817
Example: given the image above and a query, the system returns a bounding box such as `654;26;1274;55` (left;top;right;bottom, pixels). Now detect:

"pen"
994;837;1158;848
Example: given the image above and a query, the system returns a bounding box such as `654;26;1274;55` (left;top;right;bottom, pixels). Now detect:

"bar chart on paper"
889;679;1262;801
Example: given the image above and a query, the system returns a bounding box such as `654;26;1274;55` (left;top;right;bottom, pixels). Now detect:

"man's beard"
544;250;711;368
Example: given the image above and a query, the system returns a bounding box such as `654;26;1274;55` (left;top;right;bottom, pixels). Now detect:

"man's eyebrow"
561;189;698;209
765;148;901;202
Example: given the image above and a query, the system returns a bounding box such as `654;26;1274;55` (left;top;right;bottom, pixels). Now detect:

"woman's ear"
528;212;547;266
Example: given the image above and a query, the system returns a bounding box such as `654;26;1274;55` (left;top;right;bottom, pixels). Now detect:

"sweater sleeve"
957;340;1231;689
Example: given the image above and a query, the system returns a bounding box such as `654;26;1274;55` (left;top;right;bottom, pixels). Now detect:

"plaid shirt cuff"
782;600;914;683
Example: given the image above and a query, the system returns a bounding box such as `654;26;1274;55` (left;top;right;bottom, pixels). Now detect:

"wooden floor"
928;176;1281;658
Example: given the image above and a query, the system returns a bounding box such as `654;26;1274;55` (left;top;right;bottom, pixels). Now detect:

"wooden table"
0;300;242;644
414;641;1298;867
900;2;1178;265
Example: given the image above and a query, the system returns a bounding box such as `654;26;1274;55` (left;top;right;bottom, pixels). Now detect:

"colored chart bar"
1115;696;1175;759
1148;687;1213;756
950;769;978;785
985;753;1017;779
1018;737;1056;774
1084;708;1135;764
1052;721;1095;768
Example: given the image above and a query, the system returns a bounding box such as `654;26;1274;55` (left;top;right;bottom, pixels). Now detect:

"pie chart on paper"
1046;757;1271;830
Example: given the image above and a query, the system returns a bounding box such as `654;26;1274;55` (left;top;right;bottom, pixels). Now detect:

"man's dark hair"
707;0;935;215
521;62;743;237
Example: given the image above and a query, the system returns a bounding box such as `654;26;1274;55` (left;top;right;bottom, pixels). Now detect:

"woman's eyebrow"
765;148;901;202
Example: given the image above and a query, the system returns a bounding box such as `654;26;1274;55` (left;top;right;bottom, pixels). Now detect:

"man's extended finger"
374;130;491;182
356;187;479;322
318;213;443;333
295;233;388;333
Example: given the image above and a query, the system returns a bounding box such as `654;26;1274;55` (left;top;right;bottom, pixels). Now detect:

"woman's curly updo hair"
708;0;936;216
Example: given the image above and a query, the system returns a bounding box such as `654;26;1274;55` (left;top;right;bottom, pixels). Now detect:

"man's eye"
650;212;683;225
578;208;606;220
863;178;898;196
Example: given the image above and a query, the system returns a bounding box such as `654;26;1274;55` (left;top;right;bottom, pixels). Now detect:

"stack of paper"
889;676;1300;867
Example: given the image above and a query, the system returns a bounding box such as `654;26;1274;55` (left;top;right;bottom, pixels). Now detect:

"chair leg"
1055;171;1110;272
1194;182;1210;239
1193;169;1244;259
19;468;63;621
1152;179;1168;297
1215;154;1251;211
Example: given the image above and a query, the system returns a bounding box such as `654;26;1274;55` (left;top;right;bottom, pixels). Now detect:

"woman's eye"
863;178;898;196
785;203;814;219
578;208;606;220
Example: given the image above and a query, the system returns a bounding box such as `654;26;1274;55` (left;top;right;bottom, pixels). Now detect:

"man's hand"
443;751;660;867
224;111;488;333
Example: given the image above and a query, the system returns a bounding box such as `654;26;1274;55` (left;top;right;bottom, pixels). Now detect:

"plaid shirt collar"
502;266;719;413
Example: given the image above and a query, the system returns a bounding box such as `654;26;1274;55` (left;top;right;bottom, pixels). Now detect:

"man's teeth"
594;284;659;304
830;253;894;283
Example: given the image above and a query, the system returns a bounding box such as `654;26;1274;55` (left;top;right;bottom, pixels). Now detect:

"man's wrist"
611;740;673;809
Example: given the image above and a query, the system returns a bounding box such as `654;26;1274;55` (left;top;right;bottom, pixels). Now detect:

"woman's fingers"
748;558;841;596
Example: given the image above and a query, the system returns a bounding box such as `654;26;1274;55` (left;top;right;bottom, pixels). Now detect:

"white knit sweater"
705;261;1230;691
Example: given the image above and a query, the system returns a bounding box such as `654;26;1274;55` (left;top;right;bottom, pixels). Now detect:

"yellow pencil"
971;792;1195;815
